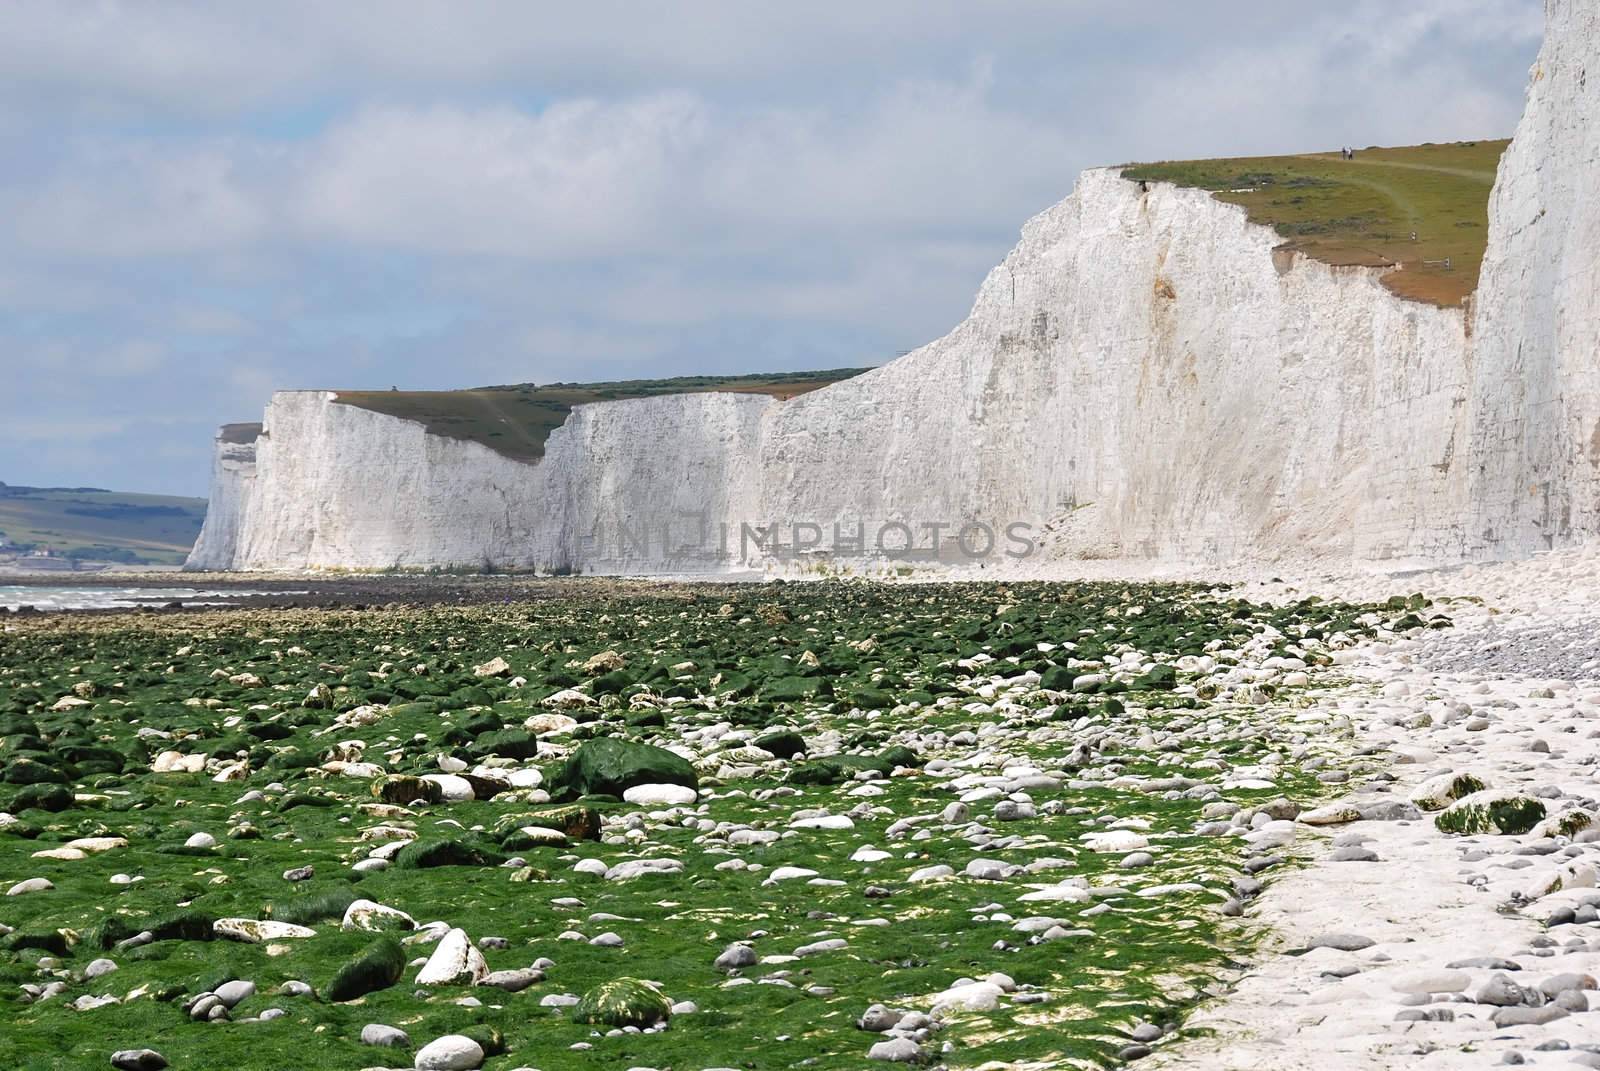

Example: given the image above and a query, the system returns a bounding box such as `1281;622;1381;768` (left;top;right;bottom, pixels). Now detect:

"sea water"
0;585;266;611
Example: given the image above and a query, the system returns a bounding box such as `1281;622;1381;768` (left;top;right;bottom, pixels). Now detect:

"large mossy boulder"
514;805;603;841
325;936;405;1002
760;676;831;703
1133;664;1178;691
8;783;73;813
3;757;68;785
1038;666;1075;692
1434;790;1547;836
787;746;919;786
1409;771;1487;811
572;977;672;1028
372;775;443;806
752;730;807;760
394;838;506;870
89;909;217;950
548;738;697;802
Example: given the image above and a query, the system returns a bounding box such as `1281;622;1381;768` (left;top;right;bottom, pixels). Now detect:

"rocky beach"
0;575;1458;1069
1150;549;1600;1070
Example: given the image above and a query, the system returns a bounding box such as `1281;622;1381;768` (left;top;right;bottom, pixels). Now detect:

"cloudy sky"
1;1;1545;496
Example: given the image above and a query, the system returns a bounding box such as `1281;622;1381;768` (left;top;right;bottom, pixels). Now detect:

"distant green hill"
0;482;206;566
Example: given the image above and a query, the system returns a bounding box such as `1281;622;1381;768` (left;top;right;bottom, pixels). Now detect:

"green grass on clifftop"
1122;139;1509;307
333;369;870;464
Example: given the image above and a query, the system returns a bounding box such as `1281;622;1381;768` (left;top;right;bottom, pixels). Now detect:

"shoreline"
1153;551;1600;1069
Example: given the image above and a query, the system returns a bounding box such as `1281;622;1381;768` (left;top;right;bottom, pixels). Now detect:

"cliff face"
1465;0;1600;557
187;0;1597;575
209;390;771;573
185;423;261;571
759;170;1472;568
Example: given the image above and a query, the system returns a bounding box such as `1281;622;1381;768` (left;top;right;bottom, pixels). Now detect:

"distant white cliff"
188;0;1597;575
185;423;262;571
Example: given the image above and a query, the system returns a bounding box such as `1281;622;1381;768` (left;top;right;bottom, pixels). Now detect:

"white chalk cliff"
1466;0;1600;558
188;0;1598;575
185;423;262;571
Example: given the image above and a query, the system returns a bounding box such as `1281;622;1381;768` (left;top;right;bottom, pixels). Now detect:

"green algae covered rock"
752;730;807;759
266;886;359;927
1134;664;1178;690
548;737;696;802
760;676;831;703
1434;790;1547;836
1410;772;1488;811
470;729;539;760
89;909;218;950
373;775;443;806
394;838;506;870
3;757;67;785
572;977;672;1028
787;745;918;786
503;804;602;841
7;783;73;813
325;936;405;1003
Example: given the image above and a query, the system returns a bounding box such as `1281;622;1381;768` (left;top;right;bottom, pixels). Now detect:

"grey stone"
715;943;757;972
479;968;544;992
187;994;221;1020
1448;957;1521;971
1476;973;1539;1007
414;1033;486;1070
795;938;847;957
361;1023;411;1047
1394;1008;1455;1022
1357;800;1424;822
1307;933;1375;952
214;979;255;1008
867;1038;922;1062
110;1052;167;1071
993;800;1036;821
1555;989;1590;1011
858;1004;904;1032
1492;1005;1569;1028
1539;972;1597;997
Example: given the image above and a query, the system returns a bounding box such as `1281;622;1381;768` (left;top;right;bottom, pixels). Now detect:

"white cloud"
7;140;271;257
0;2;1543;263
294;96;711;257
0;2;1542;123
3;74;1082;262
